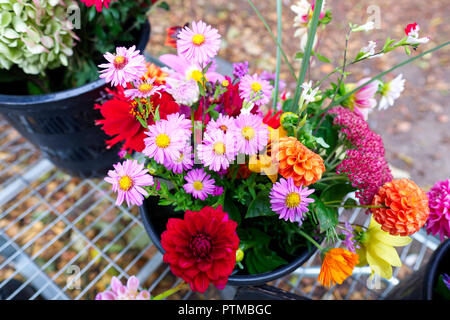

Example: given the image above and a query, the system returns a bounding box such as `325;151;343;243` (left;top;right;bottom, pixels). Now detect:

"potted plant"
0;0;161;177
93;0;449;296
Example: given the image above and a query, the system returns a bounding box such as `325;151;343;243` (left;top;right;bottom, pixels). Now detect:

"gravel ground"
146;0;450;189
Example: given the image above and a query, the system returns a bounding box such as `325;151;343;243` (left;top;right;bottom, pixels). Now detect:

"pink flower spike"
176;21;221;65
104;159;154;207
99;46;147;87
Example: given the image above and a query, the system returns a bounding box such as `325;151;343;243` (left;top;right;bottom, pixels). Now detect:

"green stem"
152;282;188;300
297;229;323;251
247;0;297;81
318;175;347;183
272;0;282;110
291;0;323;112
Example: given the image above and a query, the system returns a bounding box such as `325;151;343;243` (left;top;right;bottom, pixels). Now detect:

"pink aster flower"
197;128;238;172
350;78;379;119
142;118;188;165
124;78;164;99
95;276;150;300
183;168;216;200
426;179;450;241
99;46;147;87
165;77;199;106
205;113;234;134
165;112;193;135
229;113;270;155
239;74;273;106
177;21;221;65
269;177;315;225
166;144;194;174
104;159;154;207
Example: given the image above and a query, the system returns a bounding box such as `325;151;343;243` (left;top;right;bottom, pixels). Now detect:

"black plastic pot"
387;239;449;300
0;22;150;178
139;196;318;286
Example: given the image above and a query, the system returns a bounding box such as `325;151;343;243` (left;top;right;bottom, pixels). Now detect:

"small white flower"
301;81;319;103
378;74;405;110
352;21;375;32
359;41;384;60
165;77;199;106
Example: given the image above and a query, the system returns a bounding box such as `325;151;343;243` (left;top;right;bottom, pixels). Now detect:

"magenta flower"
269;177;315;225
197;128;238;172
104;159;154;207
239;73;273;106
95;276;150;300
99;46;147;87
229;113;270;155
426;179;450;241
176;21;221;65
166;144;194;174
165;113;193;135
183;168;216;200
124;78;164;99
143;118;189;165
232;61;249;79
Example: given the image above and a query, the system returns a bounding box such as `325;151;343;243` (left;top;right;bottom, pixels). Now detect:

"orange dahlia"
142;62;168;84
318;248;359;287
277;136;325;186
371;178;429;236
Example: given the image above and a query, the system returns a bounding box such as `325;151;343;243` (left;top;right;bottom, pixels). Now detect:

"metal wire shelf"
0;116;441;300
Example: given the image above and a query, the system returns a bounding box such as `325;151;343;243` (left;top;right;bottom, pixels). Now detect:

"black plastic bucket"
0;22;150;178
139;196;318;286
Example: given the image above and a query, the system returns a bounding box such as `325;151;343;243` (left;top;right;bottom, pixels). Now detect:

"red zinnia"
95;87;179;153
161;206;239;293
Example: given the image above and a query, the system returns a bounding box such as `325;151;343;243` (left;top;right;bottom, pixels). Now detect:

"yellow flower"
356;217;412;279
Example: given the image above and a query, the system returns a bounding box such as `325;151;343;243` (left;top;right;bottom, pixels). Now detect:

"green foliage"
245;191;276;219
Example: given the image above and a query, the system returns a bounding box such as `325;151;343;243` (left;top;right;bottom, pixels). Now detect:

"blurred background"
146;0;450;189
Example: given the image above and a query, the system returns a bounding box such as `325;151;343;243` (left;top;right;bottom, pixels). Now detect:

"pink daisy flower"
197;129;238;172
229;113;270;155
269;177;315;225
124;78;164;99
104;159;154;207
99;46;147;87
176;21;221;65
166;144;194;174
95;276;150;300
205;113;234;134
142;119;188;165
165;113;193;135
239;74;273;106
183;168;216;200
426;179;450;241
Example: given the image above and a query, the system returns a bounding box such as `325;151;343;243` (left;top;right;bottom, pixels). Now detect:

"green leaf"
315;137;330;149
311;198;338;233
245;192;276;219
320;182;356;204
157;1;170;10
294;51;304;60
245;247;288;274
316;52;331;63
223;192;242;225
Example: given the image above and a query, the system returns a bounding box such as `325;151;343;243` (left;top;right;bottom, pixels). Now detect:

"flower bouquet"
94;0;449;298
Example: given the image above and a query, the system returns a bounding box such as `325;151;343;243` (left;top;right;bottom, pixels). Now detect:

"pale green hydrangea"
0;0;79;75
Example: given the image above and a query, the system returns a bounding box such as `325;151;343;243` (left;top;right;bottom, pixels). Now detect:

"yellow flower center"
193;181;203;191
192;34;205;46
285;192;301;208
242;126;255;140
188;69;204;83
113;55;127;69
155;133;170;148
251;82;262;92
118;175;133;191
213;142;226;155
138;83;153;94
222;79;230;87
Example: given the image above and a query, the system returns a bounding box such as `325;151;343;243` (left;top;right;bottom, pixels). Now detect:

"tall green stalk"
290;0;323;112
272;0;282;110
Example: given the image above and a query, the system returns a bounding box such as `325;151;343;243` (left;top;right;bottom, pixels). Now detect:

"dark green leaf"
245;192;276;219
311;198;338;233
316;52;331;63
245;247;288;274
320;182;356;204
223;192;242;225
157;1;170;10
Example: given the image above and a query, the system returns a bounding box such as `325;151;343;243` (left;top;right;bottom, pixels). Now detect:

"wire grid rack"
0;115;441;300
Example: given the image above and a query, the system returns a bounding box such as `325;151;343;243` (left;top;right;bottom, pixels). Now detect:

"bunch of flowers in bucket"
94;0;449;298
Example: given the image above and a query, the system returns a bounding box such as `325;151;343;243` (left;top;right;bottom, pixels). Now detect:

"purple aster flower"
442;274;450;290
183;168;216;200
124;77;164;99
165;112;193;135
177;20;221;65
426;179;450;241
166;144;194;174
213;186;224;196
98;45;147;87
341;222;360;253
205;113;234;134
239;73;273;106
95;276;150;300
269;177;315;225
197;128;238;172
232;61;249;79
104;159;154;207
143;118;189;165
229;113;270;155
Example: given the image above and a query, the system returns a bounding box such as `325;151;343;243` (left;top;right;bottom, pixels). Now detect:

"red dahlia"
161;206;239;293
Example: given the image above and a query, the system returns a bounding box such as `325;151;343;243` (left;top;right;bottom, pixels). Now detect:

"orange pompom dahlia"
371;178;429;236
318;248;359;287
277;137;325;186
